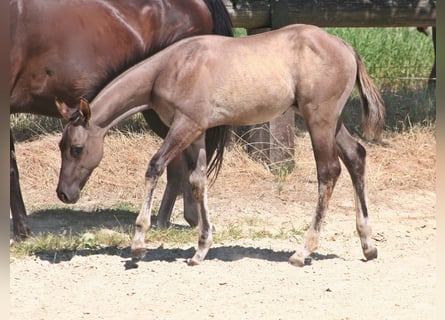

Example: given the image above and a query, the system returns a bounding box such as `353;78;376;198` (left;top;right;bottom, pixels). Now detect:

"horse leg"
182;137;213;266
155;152;199;229
142;109;198;228
10;130;30;240
181;160;200;228
336;123;378;261
131;120;204;261
289;124;341;267
154;155;181;229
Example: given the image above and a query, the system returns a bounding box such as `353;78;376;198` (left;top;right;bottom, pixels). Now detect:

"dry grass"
14;125;435;222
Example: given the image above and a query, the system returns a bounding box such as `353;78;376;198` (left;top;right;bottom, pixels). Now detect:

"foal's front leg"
131;118;205;262
131;160;161;261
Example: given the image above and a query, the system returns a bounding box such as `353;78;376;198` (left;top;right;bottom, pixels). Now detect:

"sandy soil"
10;129;436;319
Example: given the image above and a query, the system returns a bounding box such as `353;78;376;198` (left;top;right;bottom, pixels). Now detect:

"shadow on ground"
11;208;341;267
10;208;139;237
32;244;340;268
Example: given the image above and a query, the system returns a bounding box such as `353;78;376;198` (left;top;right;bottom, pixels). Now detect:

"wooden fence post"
242;1;296;174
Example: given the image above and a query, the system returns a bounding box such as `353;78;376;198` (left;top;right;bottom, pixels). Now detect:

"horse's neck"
91;60;159;130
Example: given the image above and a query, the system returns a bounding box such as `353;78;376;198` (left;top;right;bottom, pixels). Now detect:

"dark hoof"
364;247;378;261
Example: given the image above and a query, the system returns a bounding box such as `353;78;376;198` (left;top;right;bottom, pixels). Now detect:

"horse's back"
210;25;356;123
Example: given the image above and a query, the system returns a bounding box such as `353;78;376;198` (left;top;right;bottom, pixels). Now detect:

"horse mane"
79;49;152;103
205;0;234;36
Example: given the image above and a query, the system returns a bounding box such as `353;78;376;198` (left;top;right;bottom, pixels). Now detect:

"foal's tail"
206;125;230;185
204;0;233;183
354;50;386;141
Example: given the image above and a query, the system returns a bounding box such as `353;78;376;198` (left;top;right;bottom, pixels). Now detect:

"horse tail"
205;125;230;185
354;50;385;141
204;0;234;37
203;0;233;184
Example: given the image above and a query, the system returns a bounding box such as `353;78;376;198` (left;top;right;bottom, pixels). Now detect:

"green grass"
325;27;435;88
234;26;435;87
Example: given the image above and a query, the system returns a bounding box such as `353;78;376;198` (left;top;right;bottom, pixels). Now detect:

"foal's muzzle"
56;186;80;204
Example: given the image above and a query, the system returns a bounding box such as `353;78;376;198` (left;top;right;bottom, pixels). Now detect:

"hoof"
364;247;378;261
131;247;147;262
187;258;201;266
184;218;198;228
156;222;169;230
288;253;305;267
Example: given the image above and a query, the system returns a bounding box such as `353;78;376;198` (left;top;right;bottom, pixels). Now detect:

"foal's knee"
349;142;367;176
189;169;206;201
146;157;165;179
318;160;342;185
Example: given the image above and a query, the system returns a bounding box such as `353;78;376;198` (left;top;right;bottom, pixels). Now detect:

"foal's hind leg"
336;124;377;261
289;125;342;267
183;137;213;266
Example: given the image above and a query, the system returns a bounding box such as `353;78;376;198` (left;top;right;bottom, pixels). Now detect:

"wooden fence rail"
223;0;436;29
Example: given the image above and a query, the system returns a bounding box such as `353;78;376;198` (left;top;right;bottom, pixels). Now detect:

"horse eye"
70;145;84;158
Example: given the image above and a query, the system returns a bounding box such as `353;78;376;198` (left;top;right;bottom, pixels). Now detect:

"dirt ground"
10;128;436;319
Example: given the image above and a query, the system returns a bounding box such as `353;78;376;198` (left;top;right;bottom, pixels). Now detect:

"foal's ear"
55;97;91;123
55;97;77;121
79;98;91;122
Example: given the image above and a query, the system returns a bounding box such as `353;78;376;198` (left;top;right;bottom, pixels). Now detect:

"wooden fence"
223;0;436;29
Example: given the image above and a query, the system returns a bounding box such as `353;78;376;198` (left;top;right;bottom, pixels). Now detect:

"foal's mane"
79;49;154;103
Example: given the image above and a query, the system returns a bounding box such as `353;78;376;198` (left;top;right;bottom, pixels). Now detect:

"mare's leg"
156;154;198;229
142;110;198;229
289;122;342;267
183;137;213;266
10;130;30;240
154;154;181;229
131;120;204;261
157;156;199;229
336;124;377;261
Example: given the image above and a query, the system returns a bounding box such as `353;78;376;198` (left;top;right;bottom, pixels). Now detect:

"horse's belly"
212;76;295;126
213;94;294;126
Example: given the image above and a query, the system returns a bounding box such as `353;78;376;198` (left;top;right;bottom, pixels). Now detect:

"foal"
57;24;385;266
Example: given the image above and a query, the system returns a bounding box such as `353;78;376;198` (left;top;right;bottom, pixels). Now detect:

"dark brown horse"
417;26;436;88
10;0;233;240
56;24;385;267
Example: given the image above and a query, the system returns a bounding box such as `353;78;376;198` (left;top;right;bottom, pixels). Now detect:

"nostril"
57;190;68;203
